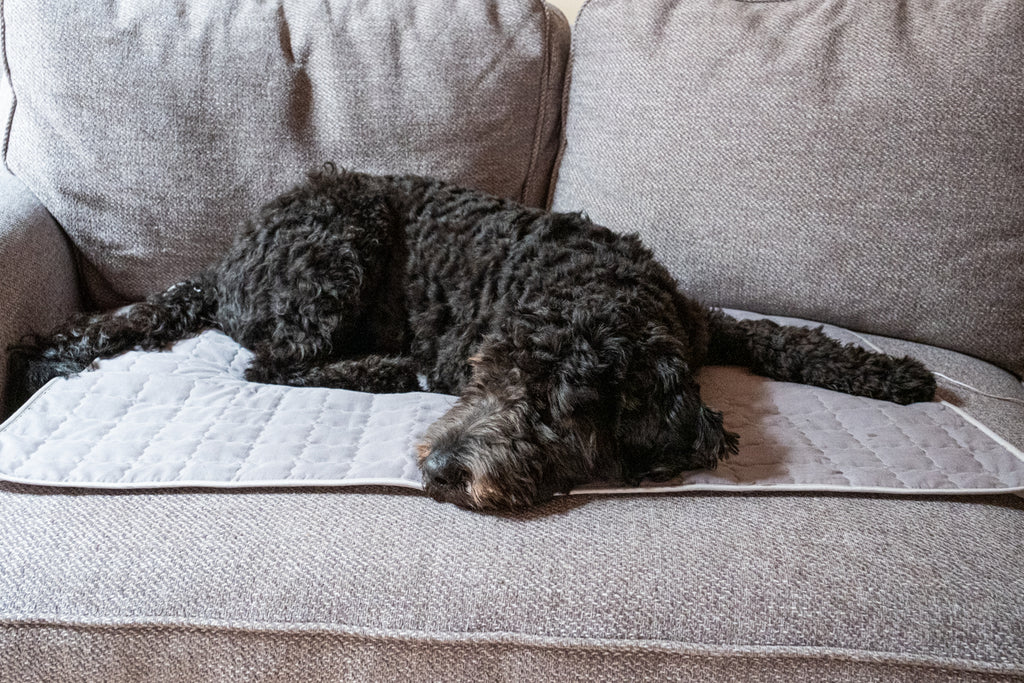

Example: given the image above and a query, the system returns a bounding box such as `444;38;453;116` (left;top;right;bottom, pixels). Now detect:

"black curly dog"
9;165;936;509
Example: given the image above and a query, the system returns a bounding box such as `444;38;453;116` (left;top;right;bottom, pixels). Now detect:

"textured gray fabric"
4;624;1022;683
1;485;1022;681
0;170;81;417
1;0;570;307
3;3;1022;679
552;0;1024;375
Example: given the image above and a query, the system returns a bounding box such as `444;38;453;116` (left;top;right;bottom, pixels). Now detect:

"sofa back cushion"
552;0;1024;375
3;0;569;307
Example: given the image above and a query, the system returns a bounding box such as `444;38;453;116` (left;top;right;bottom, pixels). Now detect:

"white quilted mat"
2;329;1023;496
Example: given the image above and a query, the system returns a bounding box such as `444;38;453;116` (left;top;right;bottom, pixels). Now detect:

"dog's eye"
621;395;641;412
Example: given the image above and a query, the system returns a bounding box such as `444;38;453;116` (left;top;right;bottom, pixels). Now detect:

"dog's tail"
6;275;217;409
705;310;936;405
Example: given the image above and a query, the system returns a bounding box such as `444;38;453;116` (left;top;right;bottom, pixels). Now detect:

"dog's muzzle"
419;448;468;491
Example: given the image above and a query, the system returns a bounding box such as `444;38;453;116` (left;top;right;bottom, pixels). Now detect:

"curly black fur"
8;165;936;509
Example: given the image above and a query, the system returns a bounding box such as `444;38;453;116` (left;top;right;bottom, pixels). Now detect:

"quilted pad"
2;327;1023;496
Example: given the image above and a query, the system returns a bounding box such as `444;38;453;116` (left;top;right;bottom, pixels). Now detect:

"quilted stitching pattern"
1;330;1022;495
0;332;454;487
688;368;1023;492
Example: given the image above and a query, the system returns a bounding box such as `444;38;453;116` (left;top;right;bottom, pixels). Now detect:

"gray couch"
2;1;1022;681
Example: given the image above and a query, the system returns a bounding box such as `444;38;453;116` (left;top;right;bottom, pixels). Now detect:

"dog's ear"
690;403;739;469
545;350;623;477
620;393;737;484
549;378;618;477
617;340;738;484
550;377;600;421
656;365;738;472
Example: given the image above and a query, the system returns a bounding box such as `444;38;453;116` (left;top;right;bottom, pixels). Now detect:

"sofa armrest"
0;170;81;417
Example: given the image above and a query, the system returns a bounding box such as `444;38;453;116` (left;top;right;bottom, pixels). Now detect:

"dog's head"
417;338;612;510
417;320;737;510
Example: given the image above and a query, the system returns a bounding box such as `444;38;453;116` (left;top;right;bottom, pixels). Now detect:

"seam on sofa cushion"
521;0;556;206
1;0;15;170
2;615;1021;677
544;13;574;210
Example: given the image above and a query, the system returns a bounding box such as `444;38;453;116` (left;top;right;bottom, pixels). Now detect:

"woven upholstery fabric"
2;486;1022;681
1;0;570;307
552;0;1024;375
0;170;80;417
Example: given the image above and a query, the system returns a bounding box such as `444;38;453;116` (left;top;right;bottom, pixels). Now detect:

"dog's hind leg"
7;276;216;408
706;311;936;404
245;353;420;393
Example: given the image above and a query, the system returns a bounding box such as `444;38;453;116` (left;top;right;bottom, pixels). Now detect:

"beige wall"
546;0;585;24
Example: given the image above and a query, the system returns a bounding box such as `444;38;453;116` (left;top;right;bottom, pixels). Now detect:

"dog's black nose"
420;451;467;489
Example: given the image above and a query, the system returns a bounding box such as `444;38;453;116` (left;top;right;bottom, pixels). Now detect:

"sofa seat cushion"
2;312;1022;497
552;0;1024;375
1;484;1021;681
1;0;570;307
